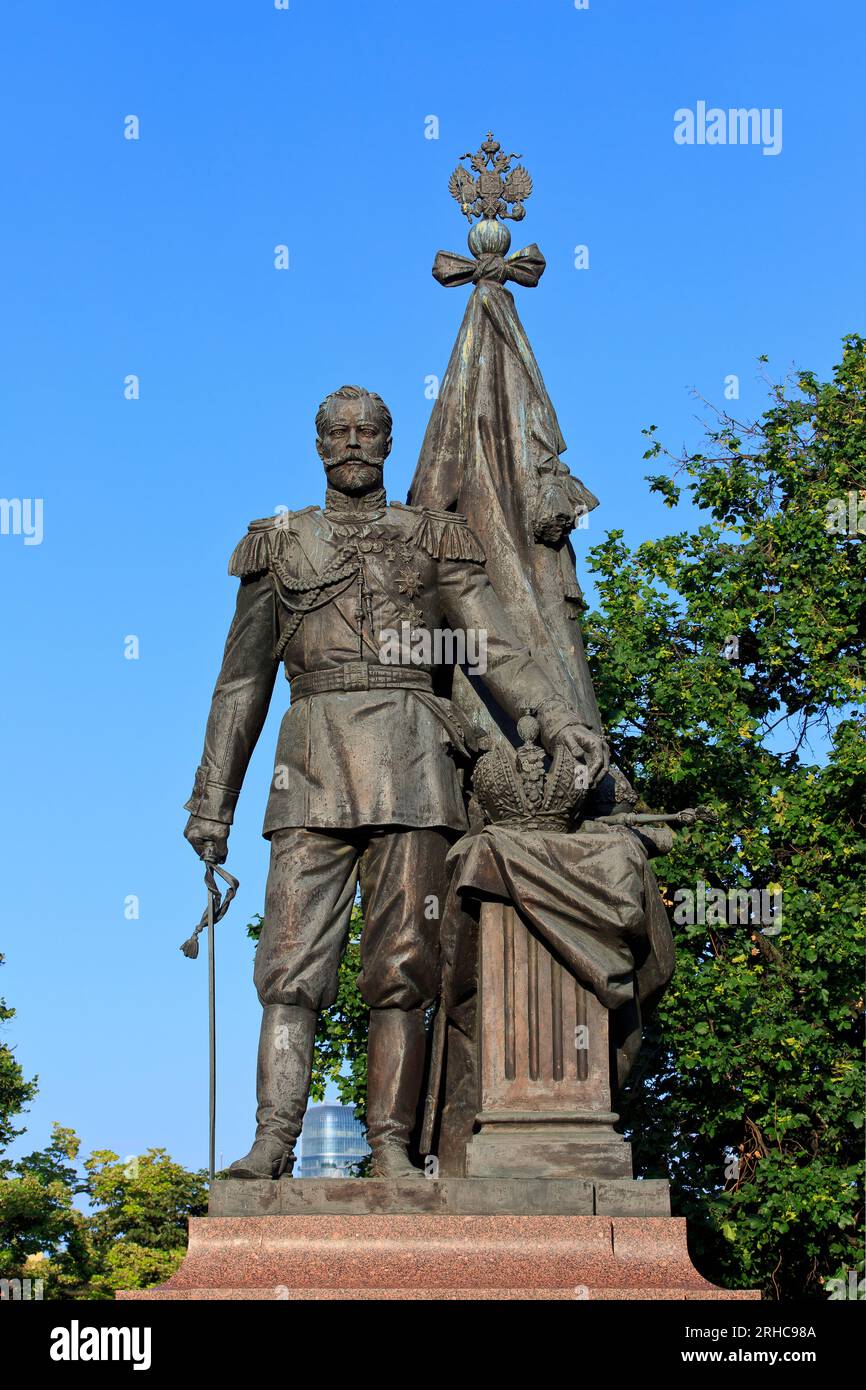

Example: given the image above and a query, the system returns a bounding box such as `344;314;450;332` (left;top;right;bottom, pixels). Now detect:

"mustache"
326;453;382;468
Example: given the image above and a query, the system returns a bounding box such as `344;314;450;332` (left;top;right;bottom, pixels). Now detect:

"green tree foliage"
0;969;208;1299
0;1125;91;1295
1;1133;208;1299
79;1149;208;1297
585;334;865;1298
0;953;37;1163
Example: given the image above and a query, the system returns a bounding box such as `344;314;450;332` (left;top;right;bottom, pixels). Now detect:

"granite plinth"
118;1202;759;1301
118;1286;756;1301
207;1176;671;1217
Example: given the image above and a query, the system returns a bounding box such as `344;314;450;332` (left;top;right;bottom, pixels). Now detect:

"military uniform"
185;483;585;1174
186;484;581;1008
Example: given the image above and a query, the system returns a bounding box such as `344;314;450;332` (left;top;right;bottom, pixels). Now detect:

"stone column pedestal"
465;902;631;1180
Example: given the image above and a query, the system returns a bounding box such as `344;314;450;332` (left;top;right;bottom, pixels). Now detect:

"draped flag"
408;236;602;741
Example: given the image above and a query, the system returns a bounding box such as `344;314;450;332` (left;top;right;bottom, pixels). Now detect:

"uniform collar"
324;484;387;515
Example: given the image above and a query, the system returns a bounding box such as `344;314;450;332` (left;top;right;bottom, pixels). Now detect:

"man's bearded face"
316;398;391;495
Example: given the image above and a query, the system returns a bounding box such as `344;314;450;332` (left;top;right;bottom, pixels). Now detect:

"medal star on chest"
402;604;425;628
395;566;424;599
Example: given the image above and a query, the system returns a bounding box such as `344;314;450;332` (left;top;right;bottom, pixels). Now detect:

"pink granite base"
117;1215;759;1300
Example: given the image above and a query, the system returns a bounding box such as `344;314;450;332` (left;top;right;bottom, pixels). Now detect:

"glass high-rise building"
295;1103;370;1179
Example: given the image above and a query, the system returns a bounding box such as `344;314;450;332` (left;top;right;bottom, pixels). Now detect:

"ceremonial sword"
180;849;239;1182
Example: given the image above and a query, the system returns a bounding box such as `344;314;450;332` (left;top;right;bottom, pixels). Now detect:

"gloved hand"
184;815;229;864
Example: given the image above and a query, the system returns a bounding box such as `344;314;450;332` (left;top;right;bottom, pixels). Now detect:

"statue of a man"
183;384;608;1180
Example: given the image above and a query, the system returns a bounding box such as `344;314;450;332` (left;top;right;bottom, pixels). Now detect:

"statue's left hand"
555;723;610;788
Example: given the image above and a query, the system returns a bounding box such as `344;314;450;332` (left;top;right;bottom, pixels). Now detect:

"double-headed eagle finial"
448;131;533;224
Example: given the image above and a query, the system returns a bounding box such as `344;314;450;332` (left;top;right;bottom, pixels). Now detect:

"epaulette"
228;512;306;579
412;506;486;565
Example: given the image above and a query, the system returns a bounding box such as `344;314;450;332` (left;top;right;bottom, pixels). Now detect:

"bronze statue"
133;130;754;1304
183;383;608;1180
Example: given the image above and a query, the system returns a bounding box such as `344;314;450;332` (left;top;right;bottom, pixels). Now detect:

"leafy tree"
0;1124;91;1295
0;967;88;1296
84;1148;208;1250
0;953;37;1166
0;972;208;1299
585;333;865;1298
80;1148;208;1297
1;1137;209;1299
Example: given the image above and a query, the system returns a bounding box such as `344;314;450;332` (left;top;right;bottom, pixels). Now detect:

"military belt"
290;662;433;700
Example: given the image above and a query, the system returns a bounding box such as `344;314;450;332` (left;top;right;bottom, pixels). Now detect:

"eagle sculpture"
448;131;533;223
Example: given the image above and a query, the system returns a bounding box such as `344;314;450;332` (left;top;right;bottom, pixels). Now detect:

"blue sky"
1;0;863;1175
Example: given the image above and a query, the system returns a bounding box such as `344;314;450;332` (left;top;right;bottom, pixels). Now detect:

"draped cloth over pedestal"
443;822;675;1100
447;824;674;1018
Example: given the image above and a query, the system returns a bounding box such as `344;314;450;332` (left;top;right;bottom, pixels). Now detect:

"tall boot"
365;1007;427;1179
228;1004;316;1179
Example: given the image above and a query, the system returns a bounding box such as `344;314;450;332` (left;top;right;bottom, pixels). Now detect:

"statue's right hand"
184;815;229;865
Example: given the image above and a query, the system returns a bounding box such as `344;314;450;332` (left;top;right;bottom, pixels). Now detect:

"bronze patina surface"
184;382;606;1181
